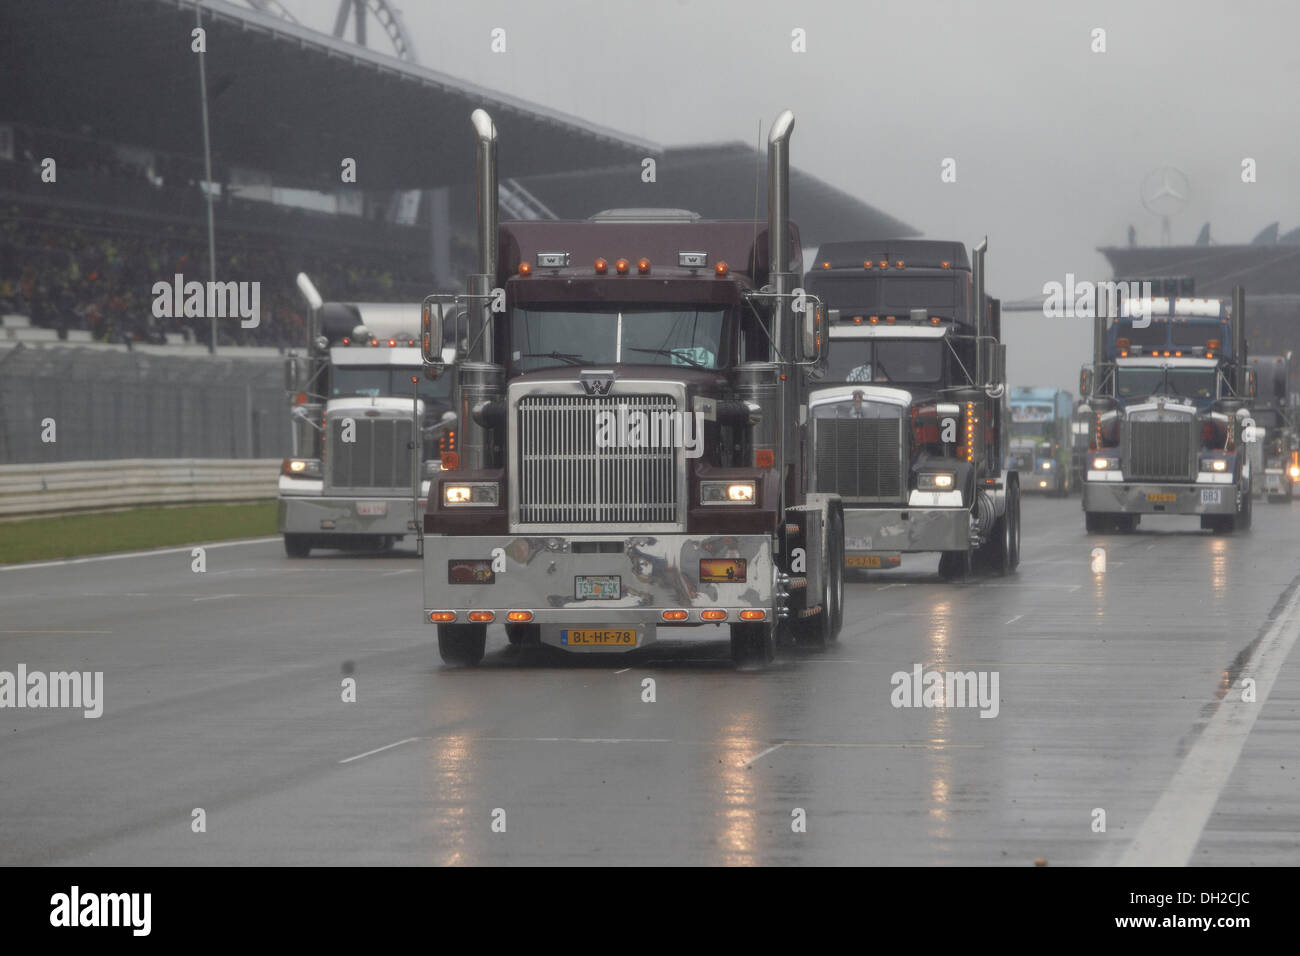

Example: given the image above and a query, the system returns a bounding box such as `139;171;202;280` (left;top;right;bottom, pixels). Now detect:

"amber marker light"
739;609;766;621
507;611;533;623
615;258;630;275
714;261;729;276
518;261;532;276
637;257;651;275
468;611;495;623
661;610;689;622
594;258;608;274
701;610;727;622
430;611;456;623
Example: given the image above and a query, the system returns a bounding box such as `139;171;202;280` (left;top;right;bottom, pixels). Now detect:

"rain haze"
291;0;1300;394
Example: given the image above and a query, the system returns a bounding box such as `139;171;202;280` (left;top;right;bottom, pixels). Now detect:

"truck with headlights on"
416;108;843;667
278;277;454;557
1080;288;1255;533
1008;387;1074;495
802;239;1020;580
1248;354;1298;503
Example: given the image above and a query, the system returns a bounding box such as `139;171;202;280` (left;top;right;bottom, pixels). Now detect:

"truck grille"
1124;418;1195;481
814;416;904;501
517;394;678;525
327;416;414;491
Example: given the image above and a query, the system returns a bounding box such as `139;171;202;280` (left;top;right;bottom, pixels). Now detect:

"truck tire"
505;623;540;646
730;620;775;667
937;550;972;581
1007;482;1022;570
284;534;311;558
1084;511;1109;533
1201;514;1233;534
1234;487;1253;531
437;623;487;666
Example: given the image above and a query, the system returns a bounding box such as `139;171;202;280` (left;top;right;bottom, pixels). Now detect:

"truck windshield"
332;367;452;405
825;339;944;384
1011;420;1053;441
510;305;726;371
1116;368;1216;401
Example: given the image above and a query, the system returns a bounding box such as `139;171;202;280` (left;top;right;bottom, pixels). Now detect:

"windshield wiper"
519;351;585;367
625;347;707;369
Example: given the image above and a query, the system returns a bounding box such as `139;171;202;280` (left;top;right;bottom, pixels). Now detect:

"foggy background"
291;0;1298;393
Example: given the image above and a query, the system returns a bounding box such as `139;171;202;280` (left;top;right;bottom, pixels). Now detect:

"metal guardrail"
0;459;280;517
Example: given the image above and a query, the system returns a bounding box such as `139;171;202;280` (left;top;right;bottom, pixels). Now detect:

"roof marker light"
518;261;532;276
637;257;651;275
594;258;608;274
714;261;728;277
615;258;630;275
863;260;873;269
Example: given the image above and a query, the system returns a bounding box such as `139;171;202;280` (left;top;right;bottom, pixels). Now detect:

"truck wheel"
730;620;775;667
1235;487;1253;531
437;623;487;666
937;550;972;581
1008;483;1022;570
1201;514;1232;534
828;507;845;638
1084;511;1109;533
284;534;311;558
506;623;540;646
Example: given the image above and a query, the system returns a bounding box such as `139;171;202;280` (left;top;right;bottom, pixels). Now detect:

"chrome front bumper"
1023;471;1062;493
422;533;775;651
843;506;969;554
278;495;423;536
1081;480;1237;515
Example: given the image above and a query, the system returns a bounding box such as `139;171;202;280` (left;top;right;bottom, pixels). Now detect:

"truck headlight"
282;457;322;479
443;482;499;506
700;480;756;504
1092;456;1117;471
917;472;955;491
1199;457;1229;473
1040;460;1053;470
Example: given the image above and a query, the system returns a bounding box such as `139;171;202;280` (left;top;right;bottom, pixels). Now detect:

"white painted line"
877;583;906;591
0;536;280;572
613;667;630;674
380;568;419;576
1069;585;1081;592
338;736;424;765
479;736;671;744
1119;579;1300;866
0;629;113;634
192;593;243;602
1005;614;1024;626
801;659;859;663
743;742;787;766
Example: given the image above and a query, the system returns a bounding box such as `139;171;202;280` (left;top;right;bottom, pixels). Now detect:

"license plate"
562;628;636;646
356;501;388;516
846;555;883;568
846;536;872;551
1145;493;1177;503
1200;488;1222;505
575;575;621;600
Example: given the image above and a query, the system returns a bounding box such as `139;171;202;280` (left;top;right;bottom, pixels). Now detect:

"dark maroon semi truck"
416;108;844;667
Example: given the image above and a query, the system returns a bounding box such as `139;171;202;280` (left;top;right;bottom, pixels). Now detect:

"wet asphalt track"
1;495;1297;865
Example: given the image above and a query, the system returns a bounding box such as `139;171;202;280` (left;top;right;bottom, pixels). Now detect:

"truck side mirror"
1079;367;1092;397
284;356;299;392
421;298;446;368
1246;369;1257;398
801;300;828;362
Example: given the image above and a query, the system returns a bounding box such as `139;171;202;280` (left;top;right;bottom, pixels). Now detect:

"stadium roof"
512;143;916;248
1099;243;1300;296
0;0;657;190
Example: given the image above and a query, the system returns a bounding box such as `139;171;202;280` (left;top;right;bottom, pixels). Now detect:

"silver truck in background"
278;274;455;557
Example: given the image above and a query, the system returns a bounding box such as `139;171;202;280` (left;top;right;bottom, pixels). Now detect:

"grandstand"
0;0;912;354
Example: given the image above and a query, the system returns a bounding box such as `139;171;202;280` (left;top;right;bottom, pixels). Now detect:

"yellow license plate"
1145;493;1177;503
846;555;884;568
562;628;636;647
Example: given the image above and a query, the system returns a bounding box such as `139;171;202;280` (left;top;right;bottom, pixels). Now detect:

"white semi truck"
278;276;454;557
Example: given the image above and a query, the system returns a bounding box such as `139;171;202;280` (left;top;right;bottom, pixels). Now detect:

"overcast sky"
287;0;1298;390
